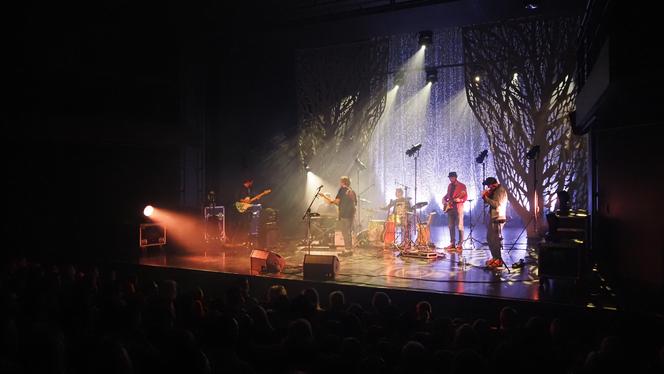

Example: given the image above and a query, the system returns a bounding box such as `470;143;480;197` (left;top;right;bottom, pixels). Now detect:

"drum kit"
355;198;438;257
304;194;440;259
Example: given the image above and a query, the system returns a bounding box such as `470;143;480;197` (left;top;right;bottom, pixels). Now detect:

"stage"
137;225;617;310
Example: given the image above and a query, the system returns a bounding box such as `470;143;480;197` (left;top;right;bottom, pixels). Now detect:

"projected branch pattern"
297;38;388;175
462;17;586;235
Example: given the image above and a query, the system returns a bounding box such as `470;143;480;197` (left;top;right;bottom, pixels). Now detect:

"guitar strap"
449;182;456;207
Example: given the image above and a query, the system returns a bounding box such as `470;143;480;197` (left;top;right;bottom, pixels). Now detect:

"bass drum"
383;221;396;245
356;229;370;247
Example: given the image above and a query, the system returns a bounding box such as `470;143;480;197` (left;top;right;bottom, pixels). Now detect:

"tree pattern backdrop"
296;38;389;178
462;17;586;236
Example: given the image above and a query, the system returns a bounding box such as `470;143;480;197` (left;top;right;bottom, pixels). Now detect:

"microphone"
318;185;324;190
355;158;367;170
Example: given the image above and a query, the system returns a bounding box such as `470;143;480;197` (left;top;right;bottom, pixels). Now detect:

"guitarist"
442;172;467;252
235;178;260;245
322;176;357;257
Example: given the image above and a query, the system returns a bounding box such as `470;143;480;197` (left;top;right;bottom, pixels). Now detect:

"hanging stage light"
475;149;488;164
418;30;433;49
526;145;540;160
425;68;438;84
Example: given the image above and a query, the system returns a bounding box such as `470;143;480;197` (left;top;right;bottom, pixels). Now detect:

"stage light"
143;205;154;217
425;68;438;84
474;75;481;83
524;1;539;10
418;30;433;48
304;163;311;171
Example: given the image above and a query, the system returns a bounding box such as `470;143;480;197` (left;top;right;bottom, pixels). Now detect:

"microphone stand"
302;186;323;255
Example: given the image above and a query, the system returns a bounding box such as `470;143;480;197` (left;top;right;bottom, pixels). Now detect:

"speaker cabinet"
250;249;285;275
538;241;585;280
303;254;339;280
139;224;166;248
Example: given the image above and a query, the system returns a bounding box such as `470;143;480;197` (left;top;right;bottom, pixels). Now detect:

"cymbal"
412;201;428;209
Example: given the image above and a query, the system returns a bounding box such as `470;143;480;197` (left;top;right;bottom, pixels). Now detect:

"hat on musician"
448;171;457;178
482;177;498;186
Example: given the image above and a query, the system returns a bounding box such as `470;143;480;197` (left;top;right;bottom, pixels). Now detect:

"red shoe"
444;243;455;250
455;244;463;252
485;258;497;267
488;259;504;268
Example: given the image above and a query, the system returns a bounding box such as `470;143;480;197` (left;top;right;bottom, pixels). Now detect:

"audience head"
328;290;345;310
267;284;287;304
416;301;432;321
499;306;518;331
303;288;320;310
372;291;391;311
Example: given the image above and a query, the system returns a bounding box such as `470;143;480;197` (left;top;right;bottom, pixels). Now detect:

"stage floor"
138;226;616;309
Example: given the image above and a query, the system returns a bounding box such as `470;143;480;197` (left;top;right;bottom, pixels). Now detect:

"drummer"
382;188;411;226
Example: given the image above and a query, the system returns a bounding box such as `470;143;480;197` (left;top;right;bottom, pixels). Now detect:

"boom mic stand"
355;158;367;232
475;150;488;224
401;143;438;258
302;185;323;255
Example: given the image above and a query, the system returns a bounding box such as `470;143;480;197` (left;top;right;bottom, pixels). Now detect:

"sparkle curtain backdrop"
294;28;495;228
288;20;585;233
364;28;494;223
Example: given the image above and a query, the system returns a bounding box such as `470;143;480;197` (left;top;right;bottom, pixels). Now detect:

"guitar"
235;189;272;213
443;190;466;213
317;192;335;205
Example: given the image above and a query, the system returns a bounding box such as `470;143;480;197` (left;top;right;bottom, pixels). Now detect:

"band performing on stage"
220;166;509;270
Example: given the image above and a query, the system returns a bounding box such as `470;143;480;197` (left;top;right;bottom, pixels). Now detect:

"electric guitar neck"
235;189;272;213
317;192;335;205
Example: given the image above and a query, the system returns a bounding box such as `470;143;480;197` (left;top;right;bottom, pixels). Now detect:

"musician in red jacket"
442;172;467;252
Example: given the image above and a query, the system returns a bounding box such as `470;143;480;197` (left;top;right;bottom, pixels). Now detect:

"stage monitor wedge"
250;249;285;275
303;254;339;280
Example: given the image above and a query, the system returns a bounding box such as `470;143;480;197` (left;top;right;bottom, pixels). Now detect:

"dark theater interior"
4;1;663;373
